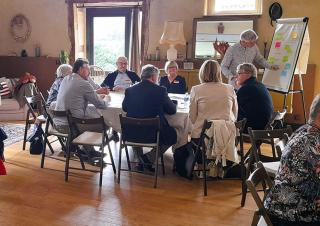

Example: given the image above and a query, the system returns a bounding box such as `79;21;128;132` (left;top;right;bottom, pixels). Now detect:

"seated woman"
189;60;238;165
264;95;320;226
47;64;72;105
159;61;187;94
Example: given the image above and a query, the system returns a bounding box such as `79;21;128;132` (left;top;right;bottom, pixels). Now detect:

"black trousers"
270;215;320;226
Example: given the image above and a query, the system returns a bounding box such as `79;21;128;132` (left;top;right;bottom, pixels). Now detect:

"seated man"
236;63;273;131
54;58;109;131
101;56;140;91
122;64;177;171
54;58;110;162
264;95;320;226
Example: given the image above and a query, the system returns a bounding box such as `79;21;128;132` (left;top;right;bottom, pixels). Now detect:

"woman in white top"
189;60;238;164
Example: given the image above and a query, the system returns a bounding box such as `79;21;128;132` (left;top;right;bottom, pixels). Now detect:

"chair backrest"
89;65;106;84
265;108;287;130
66;110;106;140
248;126;293;162
45;109;68;134
119;114;160;145
24;93;46;119
246;162;274;226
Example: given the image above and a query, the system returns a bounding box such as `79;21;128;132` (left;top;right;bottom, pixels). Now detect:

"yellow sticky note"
282;56;289;63
291;31;298;39
268;57;275;64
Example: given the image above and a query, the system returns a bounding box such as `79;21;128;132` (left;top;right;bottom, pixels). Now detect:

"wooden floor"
0;135;258;226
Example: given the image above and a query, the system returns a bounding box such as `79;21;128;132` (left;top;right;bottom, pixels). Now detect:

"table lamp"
159;20;186;61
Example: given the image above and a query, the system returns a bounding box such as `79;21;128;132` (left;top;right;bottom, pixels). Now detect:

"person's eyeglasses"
237;71;249;75
117;62;128;66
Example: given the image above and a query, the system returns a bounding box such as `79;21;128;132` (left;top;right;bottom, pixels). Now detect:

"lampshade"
159;21;186;45
160;21;186;61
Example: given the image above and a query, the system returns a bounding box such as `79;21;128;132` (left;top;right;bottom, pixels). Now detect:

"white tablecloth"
99;92;191;149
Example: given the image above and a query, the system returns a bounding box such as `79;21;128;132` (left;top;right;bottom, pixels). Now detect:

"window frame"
204;0;263;16
86;7;132;66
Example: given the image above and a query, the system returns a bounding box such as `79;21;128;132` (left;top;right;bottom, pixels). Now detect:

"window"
204;0;262;15
87;8;131;71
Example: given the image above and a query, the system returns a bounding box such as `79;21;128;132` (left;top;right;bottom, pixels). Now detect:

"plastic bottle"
155;47;160;61
183;92;189;108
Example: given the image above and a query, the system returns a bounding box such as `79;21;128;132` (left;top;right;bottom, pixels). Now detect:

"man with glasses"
221;29;279;87
101;56;140;92
236;63;273;131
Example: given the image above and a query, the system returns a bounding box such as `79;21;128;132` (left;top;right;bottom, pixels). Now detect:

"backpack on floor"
173;143;195;180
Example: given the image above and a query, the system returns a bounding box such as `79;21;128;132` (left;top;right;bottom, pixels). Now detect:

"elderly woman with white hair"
264;95;320;226
221;29;279;87
46;64;72;105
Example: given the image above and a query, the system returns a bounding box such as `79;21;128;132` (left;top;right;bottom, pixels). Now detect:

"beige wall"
0;0;319;95
0;0;70;57
256;0;320;96
148;0;204;60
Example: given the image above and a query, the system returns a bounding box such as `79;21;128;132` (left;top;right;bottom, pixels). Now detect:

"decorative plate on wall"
10;14;31;43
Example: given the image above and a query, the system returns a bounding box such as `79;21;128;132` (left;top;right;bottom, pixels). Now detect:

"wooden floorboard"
0;137;257;226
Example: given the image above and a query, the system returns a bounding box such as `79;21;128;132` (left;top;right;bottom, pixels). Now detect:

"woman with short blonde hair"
159;60;187;94
198;60;222;83
189;60;238;165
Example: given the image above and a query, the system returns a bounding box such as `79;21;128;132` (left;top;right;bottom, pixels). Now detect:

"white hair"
236;63;257;78
56;64;72;78
117;56;128;62
240;29;258;41
309;95;320;124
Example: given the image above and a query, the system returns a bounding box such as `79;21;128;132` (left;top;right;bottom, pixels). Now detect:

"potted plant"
59;50;69;64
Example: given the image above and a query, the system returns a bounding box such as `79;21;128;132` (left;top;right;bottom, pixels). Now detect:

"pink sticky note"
275;42;281;48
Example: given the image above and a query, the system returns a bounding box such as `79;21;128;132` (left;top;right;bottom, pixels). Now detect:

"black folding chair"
118;114;163;188
246;162;274;226
65;111;116;187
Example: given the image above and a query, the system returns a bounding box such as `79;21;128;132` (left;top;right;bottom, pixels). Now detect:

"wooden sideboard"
0;56;59;98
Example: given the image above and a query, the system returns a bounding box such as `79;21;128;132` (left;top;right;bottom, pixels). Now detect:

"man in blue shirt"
236;63;274;131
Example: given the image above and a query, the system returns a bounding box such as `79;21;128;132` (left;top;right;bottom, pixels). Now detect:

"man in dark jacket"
236;63;274;131
101;56;140;91
122;64;177;170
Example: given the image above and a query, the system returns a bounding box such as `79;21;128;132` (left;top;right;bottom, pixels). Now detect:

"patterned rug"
0;123;25;147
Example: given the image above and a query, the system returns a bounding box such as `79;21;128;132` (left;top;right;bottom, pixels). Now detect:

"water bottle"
183;92;189;108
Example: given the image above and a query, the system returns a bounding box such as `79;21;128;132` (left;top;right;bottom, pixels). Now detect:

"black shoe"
111;130;119;142
140;155;155;172
134;163;144;172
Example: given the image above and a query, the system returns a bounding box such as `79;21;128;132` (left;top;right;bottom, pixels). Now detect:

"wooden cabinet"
159;69;199;92
0;56;59;98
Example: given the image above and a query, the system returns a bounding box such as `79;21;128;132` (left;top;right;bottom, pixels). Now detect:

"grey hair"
140;64;159;80
117;56;128;62
56;64;72;78
236;63;257;78
308;95;320;124
240;29;258;41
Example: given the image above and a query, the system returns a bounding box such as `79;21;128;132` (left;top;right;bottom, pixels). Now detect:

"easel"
280;71;307;124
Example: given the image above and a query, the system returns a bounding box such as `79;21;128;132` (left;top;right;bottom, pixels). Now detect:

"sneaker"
111;130;119;142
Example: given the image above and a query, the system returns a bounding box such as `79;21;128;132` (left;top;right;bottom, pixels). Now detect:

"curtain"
74;6;86;60
141;0;151;64
129;7;142;74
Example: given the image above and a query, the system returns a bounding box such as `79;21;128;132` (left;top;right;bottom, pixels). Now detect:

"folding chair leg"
23;122;29;150
251;211;260;226
124;145;131;171
65;143;72;182
40;134;48;168
202;149;207;196
117;139;123;184
46;139;55;154
154;146;160;188
161;155;165;175
99;145;104;187
107;143;116;174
